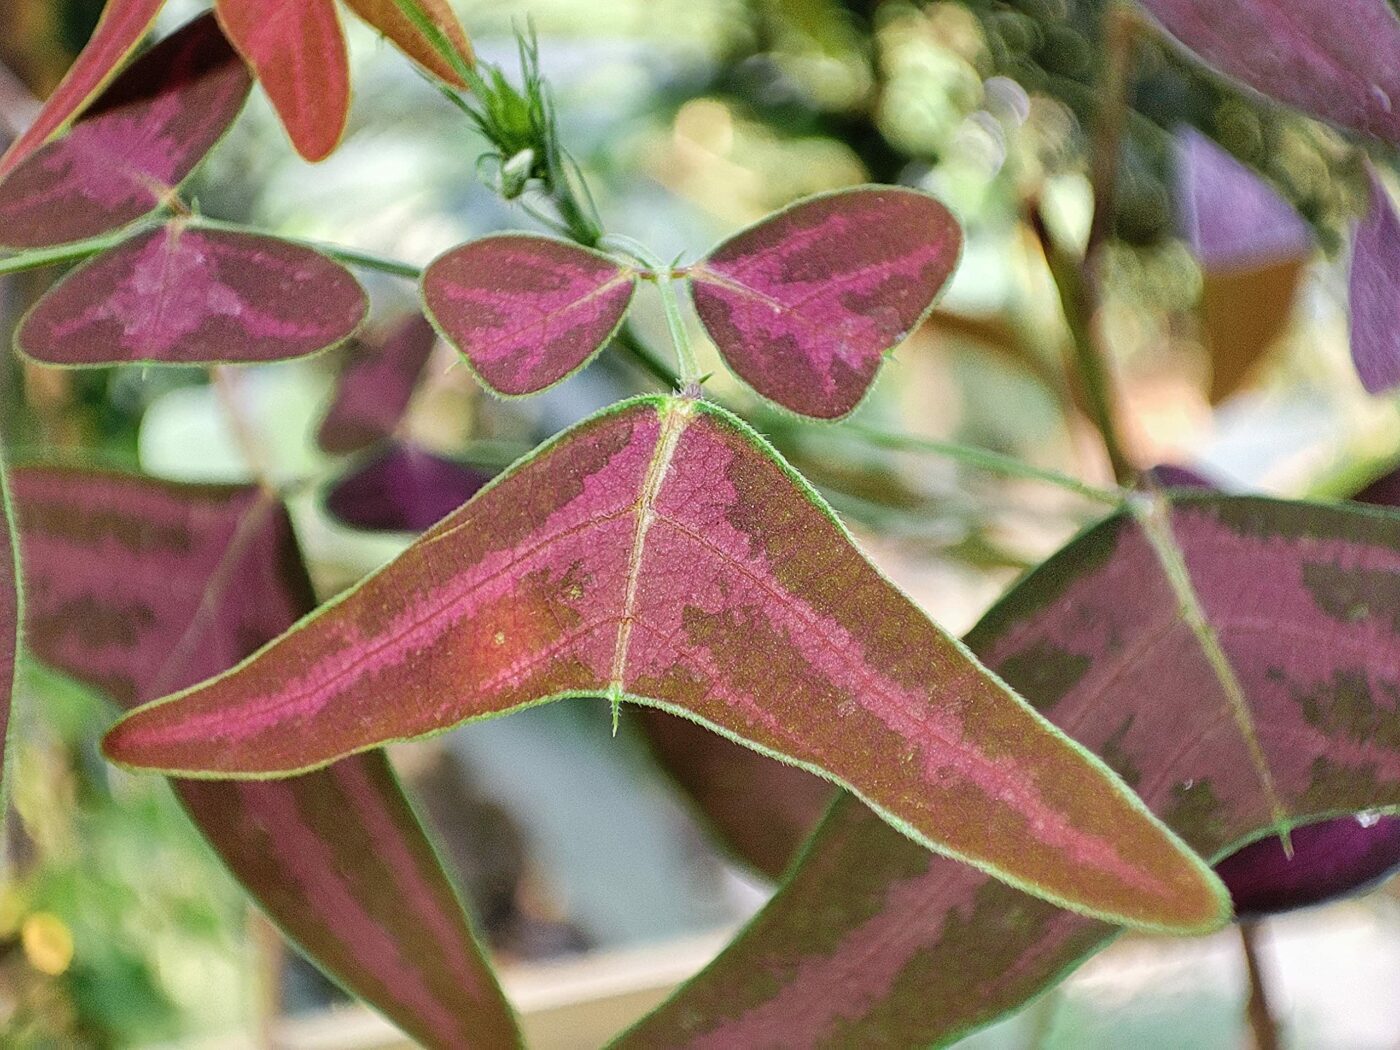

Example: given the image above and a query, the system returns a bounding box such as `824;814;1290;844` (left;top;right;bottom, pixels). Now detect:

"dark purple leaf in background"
17;223;367;366
1146;463;1217;490
1173;128;1311;272
318;314;438;455
0;14;251;249
325;440;492;533
1215;815;1400;917
691;186;961;420
422;234;637;396
1348;173;1400;394
1141;0;1400;144
634;709;833;881
12;468;519;1048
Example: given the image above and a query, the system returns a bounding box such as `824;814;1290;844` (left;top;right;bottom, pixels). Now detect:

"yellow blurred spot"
22;913;74;976
674;99;734;156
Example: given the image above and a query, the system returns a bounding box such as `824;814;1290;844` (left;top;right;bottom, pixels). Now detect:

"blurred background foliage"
1;0;1399;1046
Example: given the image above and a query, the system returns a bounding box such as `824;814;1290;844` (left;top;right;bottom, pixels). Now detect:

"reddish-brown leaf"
0;14;250;250
16;222;367;366
622;495;1400;1048
342;0;473;87
13;468;520;1049
318;314;438;455
0;0;166;178
105;396;1225;933
690;186;961;419
421;235;638;397
214;0;349;162
1349;172;1400;393
325;440;492;533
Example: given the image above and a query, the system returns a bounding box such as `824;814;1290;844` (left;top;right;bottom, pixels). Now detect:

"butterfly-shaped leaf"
622;494;1400;1049
342;0;473;87
0;14;250;250
16;222;367;366
1349;173;1400;393
214;0;349;162
105;396;1224;933
0;0;166;179
421;235;638;397
634;708;832;880
1141;0;1400;145
690;186;961;420
1173;129;1313;402
326;440;492;533
318;314;438;455
13;468;520;1049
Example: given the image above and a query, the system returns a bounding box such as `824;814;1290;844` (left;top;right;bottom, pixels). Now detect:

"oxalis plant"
2;0;1400;1046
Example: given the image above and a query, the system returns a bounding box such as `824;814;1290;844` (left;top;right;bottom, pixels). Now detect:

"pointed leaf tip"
106;396;1222;933
16;224;367;366
0;0;167;179
422;234;638;396
1349;173;1400;394
215;0;349;162
342;0;474;87
0;13;251;250
691;186;961;419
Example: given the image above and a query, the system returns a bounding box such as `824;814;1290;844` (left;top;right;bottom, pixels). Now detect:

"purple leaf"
1140;0;1400;144
317;314;439;455
0;0;167;180
690;186;961;420
1215;815;1400;917
634;708;833;880
0;14;251;250
16;223;367;366
1173;128;1311;272
421;234;638;396
325;440;492;533
12;468;519;1047
102;397;1227;934
1348;172;1400;393
622;494;1400;1048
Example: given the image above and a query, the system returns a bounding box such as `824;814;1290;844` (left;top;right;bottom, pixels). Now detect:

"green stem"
814;423;1127;505
654;273;700;389
388;0;476;86
0;222;159;276
192;217;423;279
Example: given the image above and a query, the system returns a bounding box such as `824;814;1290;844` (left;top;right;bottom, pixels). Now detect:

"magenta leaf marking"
11;468;519;1048
1215;815;1400;917
421;234;638;396
16;223;367;366
325;440;493;534
0;0;166;179
1140;0;1400;144
1348;172;1400;394
104;396;1225;933
0;14;251;250
318;313;439;455
1173;128;1311;272
690;186;961;420
620;494;1400;1049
